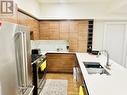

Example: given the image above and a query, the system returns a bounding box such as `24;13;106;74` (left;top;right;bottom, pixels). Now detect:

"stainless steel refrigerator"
0;22;34;95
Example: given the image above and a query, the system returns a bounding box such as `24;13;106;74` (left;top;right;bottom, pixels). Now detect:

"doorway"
103;22;127;67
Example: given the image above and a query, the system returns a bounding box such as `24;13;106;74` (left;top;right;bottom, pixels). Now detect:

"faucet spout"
97;50;111;70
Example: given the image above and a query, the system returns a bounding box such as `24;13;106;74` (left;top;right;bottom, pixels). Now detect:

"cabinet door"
103;23;127;66
46;53;76;73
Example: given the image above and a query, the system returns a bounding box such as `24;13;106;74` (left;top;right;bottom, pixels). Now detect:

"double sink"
83;62;110;75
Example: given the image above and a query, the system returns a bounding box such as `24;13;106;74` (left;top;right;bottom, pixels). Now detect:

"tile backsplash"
31;40;69;53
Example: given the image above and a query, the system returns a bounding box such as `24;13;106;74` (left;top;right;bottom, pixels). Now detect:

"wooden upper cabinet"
49;21;60;39
39;20;89;52
0;15;18;23
69;21;78;32
50;21;60;31
60;21;70;32
60;32;69;40
17;11;39;40
17;12;26;25
39;21;50;39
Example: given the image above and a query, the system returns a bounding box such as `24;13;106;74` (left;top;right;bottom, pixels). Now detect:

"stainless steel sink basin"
83;62;110;75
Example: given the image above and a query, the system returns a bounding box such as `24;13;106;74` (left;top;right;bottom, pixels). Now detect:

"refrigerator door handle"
23;32;29;86
20;31;27;87
15;31;27;87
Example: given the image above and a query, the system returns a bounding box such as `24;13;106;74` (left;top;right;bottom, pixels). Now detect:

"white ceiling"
37;0;113;4
36;0;127;19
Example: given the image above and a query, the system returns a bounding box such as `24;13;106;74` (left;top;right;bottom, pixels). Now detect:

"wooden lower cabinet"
46;53;77;73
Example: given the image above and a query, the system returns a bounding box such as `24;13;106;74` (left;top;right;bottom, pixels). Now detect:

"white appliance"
0;22;34;95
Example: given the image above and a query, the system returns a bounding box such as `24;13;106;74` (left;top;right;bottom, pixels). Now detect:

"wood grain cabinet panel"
50;32;60;39
69;21;78;32
18;12;27;25
50;21;60;30
46;53;77;73
60;21;70;32
0;15;18;23
17;11;39;40
60;32;69;40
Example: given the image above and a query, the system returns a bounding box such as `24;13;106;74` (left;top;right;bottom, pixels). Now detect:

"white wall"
92;20;105;50
93;20;127;50
15;0;40;18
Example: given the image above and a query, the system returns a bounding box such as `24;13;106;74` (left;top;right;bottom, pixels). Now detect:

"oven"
32;55;46;95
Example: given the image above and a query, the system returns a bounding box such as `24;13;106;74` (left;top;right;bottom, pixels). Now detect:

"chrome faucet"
97;50;111;70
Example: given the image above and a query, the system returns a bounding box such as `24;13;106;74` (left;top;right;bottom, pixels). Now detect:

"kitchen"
0;0;127;95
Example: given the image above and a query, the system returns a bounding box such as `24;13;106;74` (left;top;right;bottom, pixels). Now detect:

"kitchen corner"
1;0;127;95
